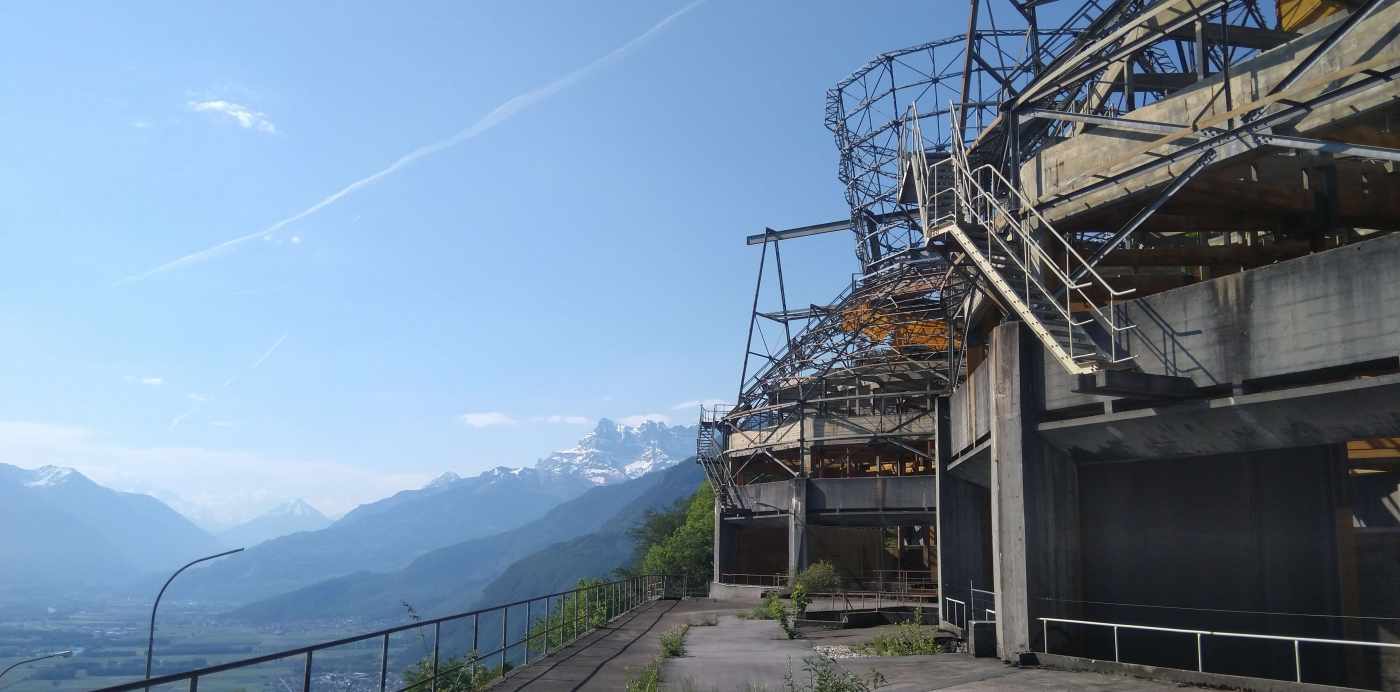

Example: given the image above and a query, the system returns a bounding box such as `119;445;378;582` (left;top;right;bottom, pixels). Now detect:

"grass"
854;614;943;657
660;624;691;657
625;659;662;692
625;620;692;690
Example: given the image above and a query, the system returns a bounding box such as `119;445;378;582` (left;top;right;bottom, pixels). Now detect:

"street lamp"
0;650;73;682
145;548;244;681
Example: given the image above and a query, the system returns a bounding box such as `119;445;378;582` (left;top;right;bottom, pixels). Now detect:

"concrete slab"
663;613;1217;691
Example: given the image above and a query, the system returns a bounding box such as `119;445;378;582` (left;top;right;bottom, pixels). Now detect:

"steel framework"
702;0;1400;510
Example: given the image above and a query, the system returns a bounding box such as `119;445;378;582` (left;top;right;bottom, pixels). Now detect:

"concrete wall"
808;477;936;514
1074;446;1353;684
1044;233;1400;413
727;411;937;455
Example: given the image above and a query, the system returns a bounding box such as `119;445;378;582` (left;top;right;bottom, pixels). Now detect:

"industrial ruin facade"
700;0;1400;688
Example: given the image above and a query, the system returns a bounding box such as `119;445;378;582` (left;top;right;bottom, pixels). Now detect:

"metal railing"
95;575;683;692
904;103;1136;375
971;587;997;622
809;591;940;614
945;596;969;629
719;572;789;587
1041;617;1400;684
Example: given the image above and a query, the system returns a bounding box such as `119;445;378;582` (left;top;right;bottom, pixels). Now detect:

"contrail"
174;333;290;429
122;0;705;284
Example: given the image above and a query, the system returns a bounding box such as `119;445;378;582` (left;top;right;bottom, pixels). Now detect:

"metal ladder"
697;412;742;513
902;106;1136;376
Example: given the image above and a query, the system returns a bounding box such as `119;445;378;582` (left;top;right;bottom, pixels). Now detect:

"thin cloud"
188;99;277;134
120;1;704;284
460;412;516;428
124;375;164;386
534;415;591;425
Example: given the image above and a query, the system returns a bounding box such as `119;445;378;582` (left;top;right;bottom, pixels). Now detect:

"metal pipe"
0;650;73;682
146;548;244;683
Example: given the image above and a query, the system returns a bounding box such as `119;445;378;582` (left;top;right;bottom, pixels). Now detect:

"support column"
936;396;993;628
714;503;736;585
788;479;808;582
989;323;1081;661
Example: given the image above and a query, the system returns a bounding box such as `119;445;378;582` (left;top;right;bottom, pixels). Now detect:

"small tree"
793;561;841;594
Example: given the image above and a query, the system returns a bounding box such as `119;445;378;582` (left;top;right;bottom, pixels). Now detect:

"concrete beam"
1073;370;1200;400
1041;373;1400;460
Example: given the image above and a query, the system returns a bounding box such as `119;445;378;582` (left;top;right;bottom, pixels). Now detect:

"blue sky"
0;1;969;525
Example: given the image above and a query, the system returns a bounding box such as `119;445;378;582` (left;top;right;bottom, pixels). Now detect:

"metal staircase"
697;408;742;513
902;106;1136;376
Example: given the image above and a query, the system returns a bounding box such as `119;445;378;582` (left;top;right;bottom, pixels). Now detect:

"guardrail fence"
96;575;688;692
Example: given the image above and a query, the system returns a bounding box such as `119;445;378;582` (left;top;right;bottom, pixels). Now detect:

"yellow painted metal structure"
840;303;952;351
1277;0;1348;32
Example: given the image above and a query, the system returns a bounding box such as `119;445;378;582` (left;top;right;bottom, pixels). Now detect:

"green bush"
783;655;886;691
660;624;690;657
401;652;503;692
856;609;942;656
793;562;842;594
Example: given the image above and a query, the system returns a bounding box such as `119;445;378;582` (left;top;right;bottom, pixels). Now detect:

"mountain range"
0;464;219;603
1;417;698;610
230;460;704;623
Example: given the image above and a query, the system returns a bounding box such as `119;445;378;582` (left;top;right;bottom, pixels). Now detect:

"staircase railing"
903;104;1135;375
698;406;742;513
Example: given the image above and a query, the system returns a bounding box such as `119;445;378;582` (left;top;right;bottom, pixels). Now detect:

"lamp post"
0;650;73;682
145;548;243;681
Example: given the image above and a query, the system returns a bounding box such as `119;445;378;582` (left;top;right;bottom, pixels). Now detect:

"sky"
0;1;973;528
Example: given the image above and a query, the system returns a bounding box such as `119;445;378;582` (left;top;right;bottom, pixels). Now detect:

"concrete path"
664;611;1213;691
486;598;1216;691
488;598;677;691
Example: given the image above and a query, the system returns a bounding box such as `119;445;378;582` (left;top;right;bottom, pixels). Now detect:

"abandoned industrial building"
699;0;1400;689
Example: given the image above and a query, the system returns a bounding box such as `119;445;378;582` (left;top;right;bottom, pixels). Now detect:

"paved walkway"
486;598;1215;691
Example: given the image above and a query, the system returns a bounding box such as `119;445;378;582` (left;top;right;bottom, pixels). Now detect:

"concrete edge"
1037;652;1366;692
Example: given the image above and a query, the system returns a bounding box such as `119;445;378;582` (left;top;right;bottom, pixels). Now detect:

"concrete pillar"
936;396;993;628
787;478;808;582
714;503;736;584
989;323;1081;661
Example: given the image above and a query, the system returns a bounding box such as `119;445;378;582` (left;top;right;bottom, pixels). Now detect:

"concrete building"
705;1;1400;689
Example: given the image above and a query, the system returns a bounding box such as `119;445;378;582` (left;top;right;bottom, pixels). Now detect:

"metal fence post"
1043;620;1049;654
431;621;440;692
524;600;532;666
1113;625;1120;663
501;607;508;673
302;650;313;692
1294;639;1302;682
472;613;479;659
379;633;389;692
1196;633;1203;672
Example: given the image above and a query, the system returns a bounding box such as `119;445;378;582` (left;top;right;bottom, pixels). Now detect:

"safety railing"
904;103;1136;375
1041;617;1400;685
95;575;683;692
971;587;997;622
719;572;789;588
944;596;969;629
809;591;940;614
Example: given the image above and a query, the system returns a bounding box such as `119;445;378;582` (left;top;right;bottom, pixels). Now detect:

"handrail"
1041;616;1400;684
95;575;683;692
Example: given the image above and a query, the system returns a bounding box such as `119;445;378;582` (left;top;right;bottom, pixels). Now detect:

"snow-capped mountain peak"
24;465;78;488
424;471;462;490
536;418;695;485
269;498;323;518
